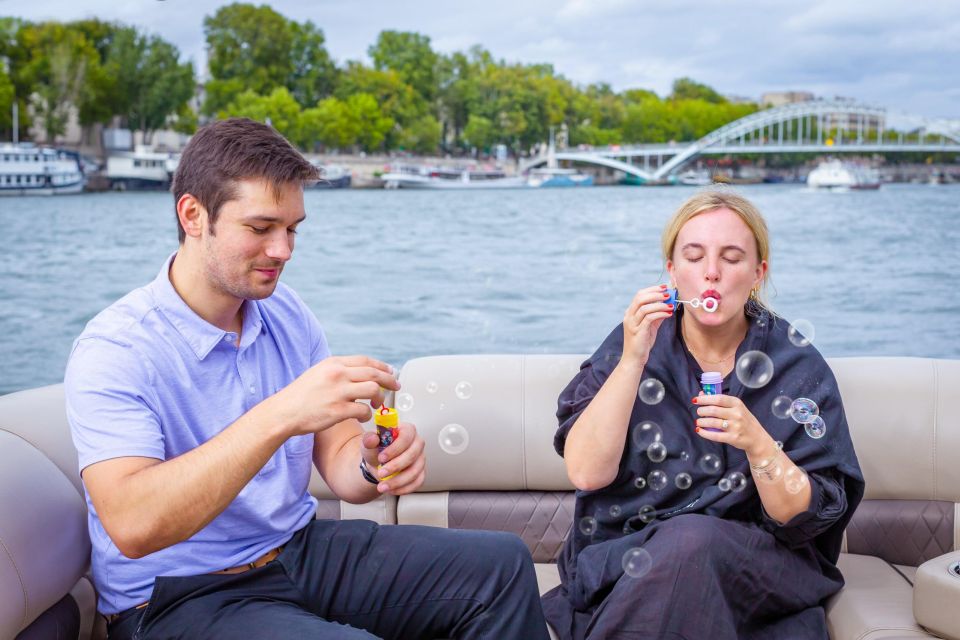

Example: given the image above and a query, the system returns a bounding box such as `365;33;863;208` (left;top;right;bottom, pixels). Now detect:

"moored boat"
526;167;593;188
382;164;526;189
806;159;881;190
106;146;180;190
0;144;84;196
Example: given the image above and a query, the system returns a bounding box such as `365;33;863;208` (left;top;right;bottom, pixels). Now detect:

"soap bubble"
718;478;732;492
438;424;470;455
680;450;690;461
609;505;622;518
646;441;668;463
804;415;827;439
771;395;793;419
454;381;473;400
790;398;819;424
639;378;665;405
579;517;597;536
622;548;653;579
426;381;439;394
634;477;647;490
639;505;656;523
632;421;663;448
699;453;722;475
784;467;809;494
675;472;693;490
395;393;414;412
647;470;668;491
727;471;748;492
787;319;815;347
735;351;774;389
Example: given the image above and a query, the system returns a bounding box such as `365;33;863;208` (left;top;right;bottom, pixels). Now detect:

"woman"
540;190;864;639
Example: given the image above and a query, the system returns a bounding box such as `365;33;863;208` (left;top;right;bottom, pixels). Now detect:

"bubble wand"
664;288;719;313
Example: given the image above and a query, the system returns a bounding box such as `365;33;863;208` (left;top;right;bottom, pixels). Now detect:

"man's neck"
169;247;244;334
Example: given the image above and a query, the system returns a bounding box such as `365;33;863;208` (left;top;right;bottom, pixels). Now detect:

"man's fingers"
346;366;400;391
379;455;426;494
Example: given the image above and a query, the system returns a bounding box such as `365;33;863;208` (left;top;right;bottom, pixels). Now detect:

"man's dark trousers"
107;518;551;639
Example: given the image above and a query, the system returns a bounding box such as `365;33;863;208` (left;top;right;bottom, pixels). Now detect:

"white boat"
106;146;180;190
806;159;881;190
526;167;593;188
677;169;713;186
0;144;84;196
382;165;526;189
311;164;352;189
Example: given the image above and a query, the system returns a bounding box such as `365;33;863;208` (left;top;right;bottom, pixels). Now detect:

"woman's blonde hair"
661;189;772;312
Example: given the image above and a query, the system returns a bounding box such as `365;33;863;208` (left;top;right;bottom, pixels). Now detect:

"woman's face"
666;207;767;328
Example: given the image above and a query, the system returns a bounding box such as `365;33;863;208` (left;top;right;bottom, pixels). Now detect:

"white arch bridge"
521;100;960;183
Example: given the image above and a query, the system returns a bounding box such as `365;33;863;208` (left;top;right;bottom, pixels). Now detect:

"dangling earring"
749;285;761;301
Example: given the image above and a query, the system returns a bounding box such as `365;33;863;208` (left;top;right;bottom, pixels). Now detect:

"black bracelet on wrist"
359;458;379;485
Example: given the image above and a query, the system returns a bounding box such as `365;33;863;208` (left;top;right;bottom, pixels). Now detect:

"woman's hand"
692;393;774;458
621;284;674;372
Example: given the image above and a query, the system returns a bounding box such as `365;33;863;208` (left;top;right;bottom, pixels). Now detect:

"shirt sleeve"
65;337;165;473
759;468;849;548
554;359;605;457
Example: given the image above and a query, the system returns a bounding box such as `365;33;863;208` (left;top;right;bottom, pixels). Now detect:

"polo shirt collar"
150;252;265;360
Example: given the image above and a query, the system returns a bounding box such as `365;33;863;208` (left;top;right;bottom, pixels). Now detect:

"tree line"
1;3;758;155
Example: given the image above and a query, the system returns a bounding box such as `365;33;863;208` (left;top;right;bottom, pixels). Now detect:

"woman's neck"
681;312;749;372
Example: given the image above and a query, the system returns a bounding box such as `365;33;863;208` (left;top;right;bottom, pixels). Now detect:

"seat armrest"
914;550;960;640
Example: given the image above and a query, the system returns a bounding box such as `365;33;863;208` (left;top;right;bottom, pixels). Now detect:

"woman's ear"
754;259;768;288
176;194;204;240
665;259;675;286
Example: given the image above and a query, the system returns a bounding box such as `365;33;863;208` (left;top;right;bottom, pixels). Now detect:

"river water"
2;183;958;395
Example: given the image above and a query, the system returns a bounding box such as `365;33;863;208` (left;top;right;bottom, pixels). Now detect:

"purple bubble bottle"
700;372;723;431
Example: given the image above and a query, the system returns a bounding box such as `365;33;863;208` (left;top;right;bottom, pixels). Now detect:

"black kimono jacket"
542;304;865;639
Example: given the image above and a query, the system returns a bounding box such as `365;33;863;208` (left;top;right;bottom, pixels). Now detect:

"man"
65;118;549;639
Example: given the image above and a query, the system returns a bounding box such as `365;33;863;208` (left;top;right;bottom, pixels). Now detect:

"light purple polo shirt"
65;253;329;614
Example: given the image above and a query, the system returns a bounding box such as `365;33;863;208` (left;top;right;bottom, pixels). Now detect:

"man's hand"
274;356;399;437
360;423;425;495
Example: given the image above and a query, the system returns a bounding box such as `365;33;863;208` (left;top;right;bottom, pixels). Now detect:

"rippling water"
2;183;958;395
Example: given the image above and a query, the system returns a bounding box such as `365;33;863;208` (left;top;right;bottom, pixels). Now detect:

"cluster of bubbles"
395;380;479;455
768;395;826;440
717;471;748;493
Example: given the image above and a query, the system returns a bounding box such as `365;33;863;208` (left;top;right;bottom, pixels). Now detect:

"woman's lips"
701;289;721;300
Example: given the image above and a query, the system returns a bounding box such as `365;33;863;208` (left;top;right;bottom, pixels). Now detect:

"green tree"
203;3;336;114
287;20;337;106
344;92;393;151
104;27;195;141
16;21;101;141
300;96;357;149
203;3;294;114
221;86;303;145
462;114;494;150
368;30;438;104
670;77;725;104
398;114;442;153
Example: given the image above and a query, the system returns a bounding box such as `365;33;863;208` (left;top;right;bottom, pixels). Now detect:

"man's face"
200;178;306;301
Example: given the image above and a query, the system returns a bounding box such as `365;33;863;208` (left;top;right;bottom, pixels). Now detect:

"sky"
4;0;959;120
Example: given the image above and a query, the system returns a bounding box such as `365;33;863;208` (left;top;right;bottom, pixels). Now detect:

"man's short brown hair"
172;118;319;242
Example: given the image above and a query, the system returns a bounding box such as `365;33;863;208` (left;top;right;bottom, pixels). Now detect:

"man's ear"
176;194;204;239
